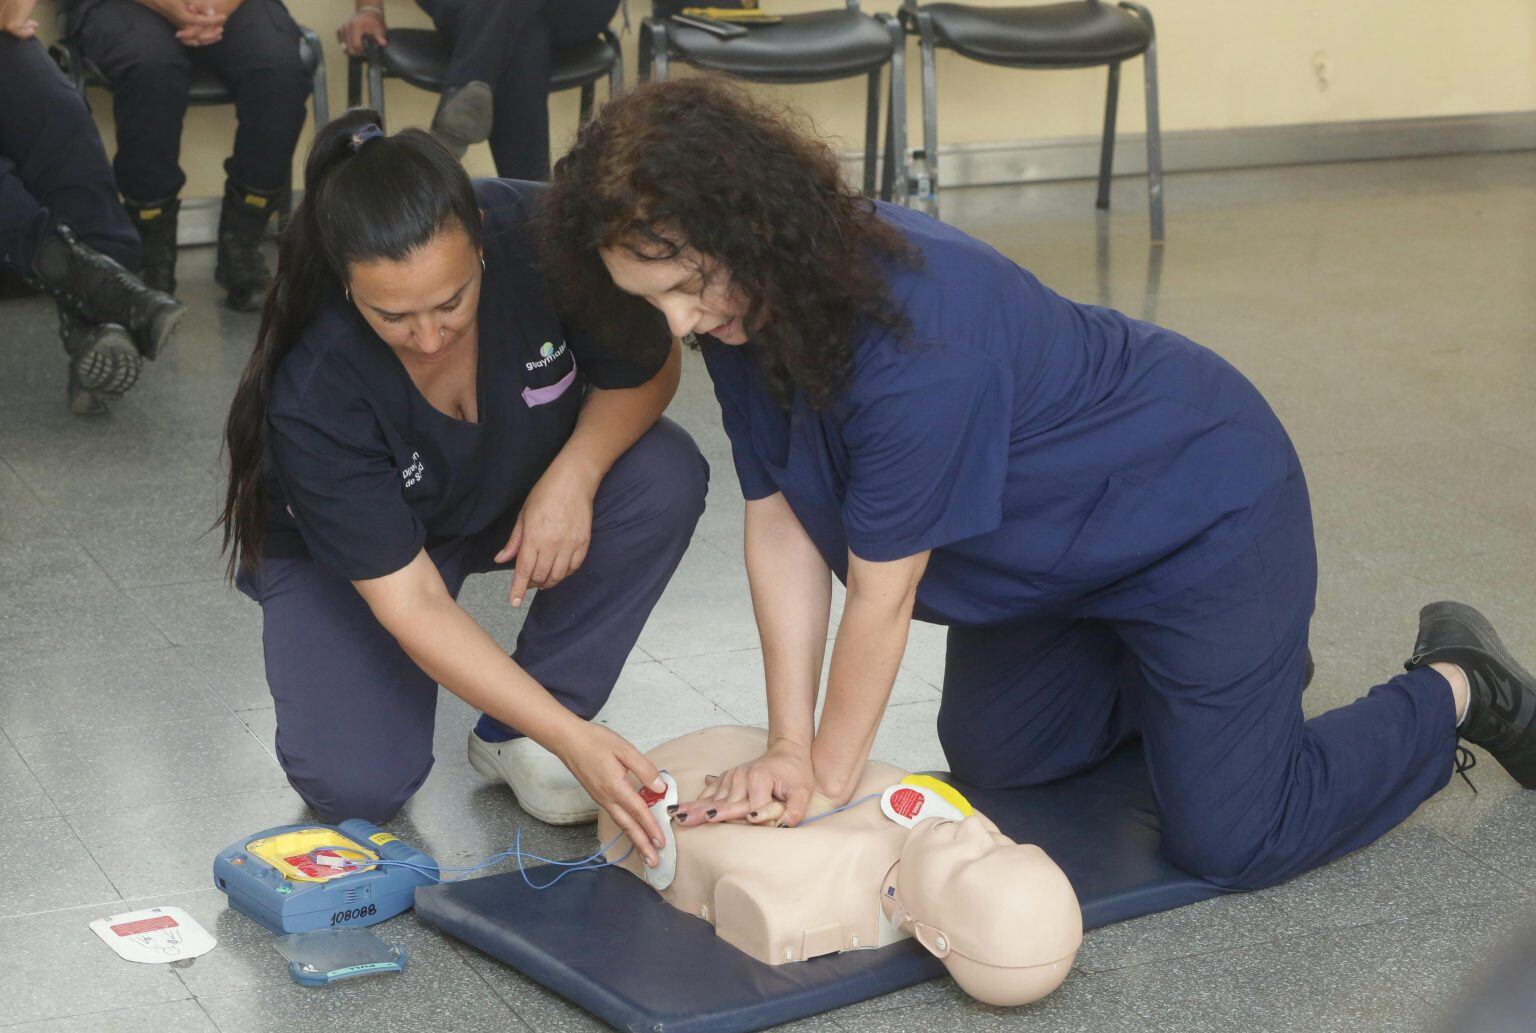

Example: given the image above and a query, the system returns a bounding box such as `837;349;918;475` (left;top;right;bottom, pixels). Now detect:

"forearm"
359;559;583;750
810;554;927;800
552;340;681;489
744;495;832;749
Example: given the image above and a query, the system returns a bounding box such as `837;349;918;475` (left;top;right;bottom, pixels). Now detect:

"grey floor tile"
0;538;119;595
1305;451;1523;567
0;737;58;822
66;787;308;900
4;999;219;1033
0;648;231;741
1399;543;1536;665
1257;826;1524;935
126;578;262;648
0;816;120;917
183;637;274;712
592;659;737;746
1359;436;1536;537
662;643;940;727
835;971;1157;1032
234;706;277;759
0;588;171;668
195;912;524;1033
1097;923;1440;1033
869;699;947;774
0;898;192;1026
1407;781;1536;892
13;711;287;816
636;537;766;660
898;620;949;691
56;474;229;589
1074;888;1293;974
0;457;65;544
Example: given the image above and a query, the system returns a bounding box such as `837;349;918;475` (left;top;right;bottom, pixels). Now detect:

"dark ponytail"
218;109;482;578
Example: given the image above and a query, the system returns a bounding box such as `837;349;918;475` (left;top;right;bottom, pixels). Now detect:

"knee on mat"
1159;830;1278;891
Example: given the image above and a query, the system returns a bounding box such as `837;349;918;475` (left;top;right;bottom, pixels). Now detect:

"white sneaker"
467;730;599;825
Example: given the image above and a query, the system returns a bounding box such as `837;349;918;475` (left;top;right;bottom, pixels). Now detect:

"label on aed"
90;906;215;964
642;771;679;893
369;832;398;846
283;850;359;881
880;779;970;829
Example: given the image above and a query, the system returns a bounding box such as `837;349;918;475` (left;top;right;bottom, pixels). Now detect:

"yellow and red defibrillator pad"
880;775;974;828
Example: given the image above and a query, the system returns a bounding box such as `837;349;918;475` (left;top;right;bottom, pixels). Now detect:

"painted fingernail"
705;809;718;819
749;811;758;819
667;804;678;814
777;822;786;828
676;812;689;822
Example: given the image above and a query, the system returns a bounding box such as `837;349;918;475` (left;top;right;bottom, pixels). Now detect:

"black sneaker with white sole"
1405;601;1536;789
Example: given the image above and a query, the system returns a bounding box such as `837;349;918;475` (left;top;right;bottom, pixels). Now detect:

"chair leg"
1096;62;1120;210
364;39;387;127
347;56;362;109
915;9;940;217
308;35;330;133
640;19;669;83
880;13;909;206
863;69;881;198
579;82;595;123
1122;2;1164;242
605;28;624;95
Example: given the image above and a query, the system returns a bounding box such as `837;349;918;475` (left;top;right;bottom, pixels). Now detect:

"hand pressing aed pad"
598;726;1082;1007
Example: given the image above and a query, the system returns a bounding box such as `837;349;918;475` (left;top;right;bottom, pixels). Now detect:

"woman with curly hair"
542;77;1536;891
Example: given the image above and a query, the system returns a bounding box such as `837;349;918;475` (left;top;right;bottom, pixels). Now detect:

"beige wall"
45;0;1536;199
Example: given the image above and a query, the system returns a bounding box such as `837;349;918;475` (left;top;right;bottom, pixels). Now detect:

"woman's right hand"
337;7;386;56
550;721;667;868
675;738;818;828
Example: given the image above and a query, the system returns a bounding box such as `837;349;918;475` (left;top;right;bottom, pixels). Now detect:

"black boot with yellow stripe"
216;179;279;312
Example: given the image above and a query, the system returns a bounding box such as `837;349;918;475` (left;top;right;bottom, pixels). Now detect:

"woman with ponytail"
219;110;705;867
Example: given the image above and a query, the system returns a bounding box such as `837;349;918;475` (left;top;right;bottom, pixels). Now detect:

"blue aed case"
213;819;438;934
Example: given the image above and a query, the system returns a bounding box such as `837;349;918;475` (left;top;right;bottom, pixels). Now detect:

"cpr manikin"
598;725;1082;1006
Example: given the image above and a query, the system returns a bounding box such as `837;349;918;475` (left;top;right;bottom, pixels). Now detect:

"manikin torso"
599;724;1081;990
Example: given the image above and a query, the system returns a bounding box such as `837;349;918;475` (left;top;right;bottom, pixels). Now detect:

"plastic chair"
347;28;623;130
900;0;1163;239
639;2;908;204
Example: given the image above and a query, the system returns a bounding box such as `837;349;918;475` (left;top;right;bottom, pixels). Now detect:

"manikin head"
882;813;1082;1006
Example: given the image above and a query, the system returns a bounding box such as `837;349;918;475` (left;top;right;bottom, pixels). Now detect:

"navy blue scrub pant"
0;35;140;277
412;0;619;180
937;459;1457;890
237;420;709;824
69;0;309;202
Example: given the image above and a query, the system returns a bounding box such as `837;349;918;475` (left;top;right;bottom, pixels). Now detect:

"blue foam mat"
416;743;1223;1033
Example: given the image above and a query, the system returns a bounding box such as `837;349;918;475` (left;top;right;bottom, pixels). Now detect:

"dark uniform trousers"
68;0;310;203
0;35;140;276
413;0;619;180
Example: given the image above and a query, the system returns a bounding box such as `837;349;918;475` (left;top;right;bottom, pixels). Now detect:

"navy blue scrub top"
262;179;663;581
703;203;1297;625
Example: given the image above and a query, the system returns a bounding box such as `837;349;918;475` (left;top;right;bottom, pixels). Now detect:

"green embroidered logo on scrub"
541;342;555;357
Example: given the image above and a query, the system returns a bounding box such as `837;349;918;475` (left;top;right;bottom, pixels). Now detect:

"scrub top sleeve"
267;407;426;581
563;319;669;391
841;346;1012;562
703;345;779;501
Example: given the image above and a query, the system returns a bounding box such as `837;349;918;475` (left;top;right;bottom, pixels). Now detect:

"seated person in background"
0;1;183;413
66;0;311;309
336;0;619;179
598;725;1083;1007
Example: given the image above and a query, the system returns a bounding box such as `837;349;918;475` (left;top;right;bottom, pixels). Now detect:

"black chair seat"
921;2;1151;68
372;28;616;92
668;9;893;84
81;31;322;105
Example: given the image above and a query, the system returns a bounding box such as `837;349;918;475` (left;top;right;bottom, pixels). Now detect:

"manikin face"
346;224;483;368
599;242;752;345
894;813;1080;970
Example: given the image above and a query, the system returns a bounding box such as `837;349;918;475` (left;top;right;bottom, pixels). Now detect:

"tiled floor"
3;152;1535;1031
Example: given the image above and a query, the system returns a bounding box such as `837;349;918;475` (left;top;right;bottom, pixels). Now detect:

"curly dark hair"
540;76;918;409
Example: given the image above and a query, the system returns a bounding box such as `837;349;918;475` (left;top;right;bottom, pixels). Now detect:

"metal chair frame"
346;28;624;131
902;0;1163;240
639;1;908;205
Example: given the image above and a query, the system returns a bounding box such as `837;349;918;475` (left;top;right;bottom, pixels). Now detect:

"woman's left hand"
496;460;599;607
